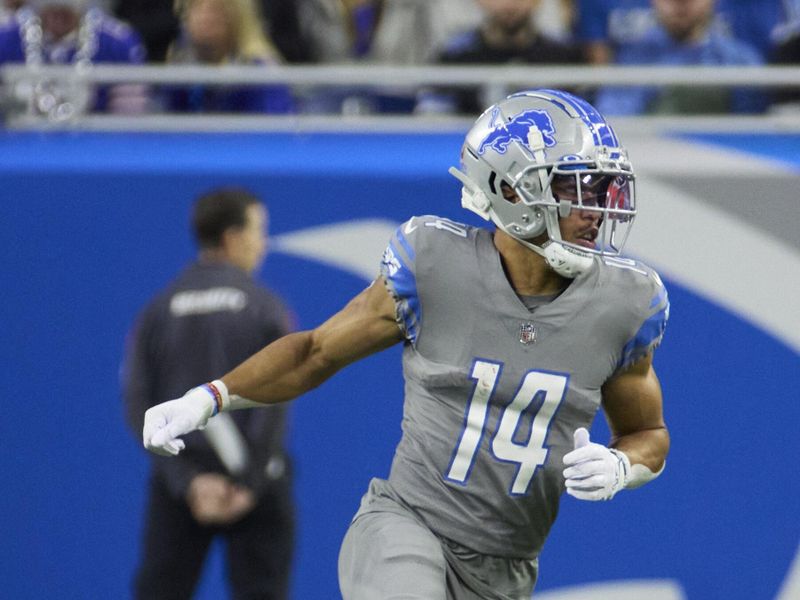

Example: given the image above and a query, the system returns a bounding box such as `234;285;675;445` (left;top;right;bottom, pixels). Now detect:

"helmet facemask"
516;154;637;256
450;89;637;278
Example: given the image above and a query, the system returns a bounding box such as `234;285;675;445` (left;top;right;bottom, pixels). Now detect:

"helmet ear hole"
488;171;498;194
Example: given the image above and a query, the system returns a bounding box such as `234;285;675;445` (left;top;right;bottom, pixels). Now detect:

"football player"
142;89;670;599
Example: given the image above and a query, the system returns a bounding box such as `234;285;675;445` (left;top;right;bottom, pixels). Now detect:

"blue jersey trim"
619;303;669;369
385;241;421;343
396;227;416;263
650;283;668;309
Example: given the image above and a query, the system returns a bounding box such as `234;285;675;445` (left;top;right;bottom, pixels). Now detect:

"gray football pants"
338;478;537;600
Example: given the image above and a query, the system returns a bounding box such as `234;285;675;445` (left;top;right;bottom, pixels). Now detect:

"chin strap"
516;237;594;279
542;241;594;278
449;163;594;279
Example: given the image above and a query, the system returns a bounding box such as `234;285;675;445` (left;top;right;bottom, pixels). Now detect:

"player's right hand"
562;427;630;501
142;386;216;456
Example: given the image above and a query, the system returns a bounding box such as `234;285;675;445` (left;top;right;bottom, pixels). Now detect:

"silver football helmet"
449;89;636;278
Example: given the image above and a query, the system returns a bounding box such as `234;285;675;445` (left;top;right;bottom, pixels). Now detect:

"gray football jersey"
379;215;669;559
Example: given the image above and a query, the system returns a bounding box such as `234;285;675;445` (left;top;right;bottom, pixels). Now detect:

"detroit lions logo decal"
478;109;557;155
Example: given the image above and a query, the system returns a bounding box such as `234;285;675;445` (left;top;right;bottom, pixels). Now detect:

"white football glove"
142;381;227;457
562;427;631;501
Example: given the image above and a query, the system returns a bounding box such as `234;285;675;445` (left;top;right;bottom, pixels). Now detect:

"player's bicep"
601;352;665;439
312;277;403;369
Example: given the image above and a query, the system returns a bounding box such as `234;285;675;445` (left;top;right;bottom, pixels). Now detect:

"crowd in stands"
0;0;797;118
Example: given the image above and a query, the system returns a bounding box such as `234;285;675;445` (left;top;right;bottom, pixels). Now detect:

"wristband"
627;459;665;489
203;380;227;416
204;379;263;412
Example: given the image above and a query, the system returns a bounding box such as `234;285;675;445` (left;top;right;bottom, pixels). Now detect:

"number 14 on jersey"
446;360;569;496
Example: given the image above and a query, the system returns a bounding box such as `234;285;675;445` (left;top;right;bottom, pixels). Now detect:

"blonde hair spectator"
172;0;281;63
163;0;295;113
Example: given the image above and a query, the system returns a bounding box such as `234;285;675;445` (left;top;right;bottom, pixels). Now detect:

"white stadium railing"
5;63;800;87
2;64;800;132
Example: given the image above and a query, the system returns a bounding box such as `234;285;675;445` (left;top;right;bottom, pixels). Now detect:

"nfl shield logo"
519;322;537;345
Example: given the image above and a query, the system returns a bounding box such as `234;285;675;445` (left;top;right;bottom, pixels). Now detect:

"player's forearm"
611;426;670;483
211;281;401;407
221;330;340;405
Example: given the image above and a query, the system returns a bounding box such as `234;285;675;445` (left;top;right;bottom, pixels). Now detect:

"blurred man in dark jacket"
123;187;295;600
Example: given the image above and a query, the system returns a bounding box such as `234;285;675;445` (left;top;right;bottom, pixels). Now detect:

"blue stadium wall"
1;130;798;600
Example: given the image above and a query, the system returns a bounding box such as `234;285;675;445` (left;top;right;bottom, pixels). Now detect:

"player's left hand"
562;427;630;501
142;386;216;456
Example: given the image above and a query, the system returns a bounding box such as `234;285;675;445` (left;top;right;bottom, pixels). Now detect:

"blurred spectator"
257;0;310;63
162;0;294;114
299;0;420;64
535;0;576;41
769;0;800;109
277;0;576;114
296;0;423;112
0;0;26;20
576;0;653;64
0;0;148;119
417;0;584;115
111;0;311;64
112;0;180;62
576;0;783;64
714;0;782;62
429;0;486;58
296;0;498;113
593;0;765;115
299;0;515;64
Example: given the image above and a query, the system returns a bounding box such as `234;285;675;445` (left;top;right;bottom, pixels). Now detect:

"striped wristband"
204;381;225;416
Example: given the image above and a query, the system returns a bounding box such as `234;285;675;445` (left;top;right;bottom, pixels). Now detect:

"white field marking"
777;544;800;600
627;177;800;354
535;579;686;600
622;135;797;176
272;219;399;282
